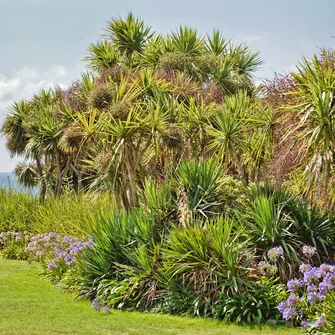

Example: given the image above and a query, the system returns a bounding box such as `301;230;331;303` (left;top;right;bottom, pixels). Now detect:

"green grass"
0;259;302;335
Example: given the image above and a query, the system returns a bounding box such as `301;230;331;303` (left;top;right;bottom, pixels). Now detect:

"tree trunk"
55;151;63;197
36;157;46;203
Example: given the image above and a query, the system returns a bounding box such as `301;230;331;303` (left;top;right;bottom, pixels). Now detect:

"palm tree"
105;13;152;57
205;30;229;56
85;40;123;73
285;49;335;205
1;101;31;156
207;92;250;181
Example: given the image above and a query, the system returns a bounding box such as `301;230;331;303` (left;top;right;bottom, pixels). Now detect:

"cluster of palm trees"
2;13;335;209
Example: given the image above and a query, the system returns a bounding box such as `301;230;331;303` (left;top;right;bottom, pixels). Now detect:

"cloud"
0;65;72;103
0;64;83;172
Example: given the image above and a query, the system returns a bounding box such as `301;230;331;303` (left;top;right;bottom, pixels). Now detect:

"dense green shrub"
212;277;286;323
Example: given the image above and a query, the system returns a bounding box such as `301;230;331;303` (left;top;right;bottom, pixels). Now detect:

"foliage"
1;13;264;208
0;231;30;260
0;189;38;232
0;189;112;237
176;158;224;220
278;253;335;333
25;232;92;282
4;11;335;331
213;277;286;324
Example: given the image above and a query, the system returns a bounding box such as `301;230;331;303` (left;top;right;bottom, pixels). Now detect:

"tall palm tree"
285;49;335;204
85;40;123;73
105;13;152;57
207;92;251;183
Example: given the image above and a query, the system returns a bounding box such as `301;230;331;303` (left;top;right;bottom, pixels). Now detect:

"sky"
0;0;334;171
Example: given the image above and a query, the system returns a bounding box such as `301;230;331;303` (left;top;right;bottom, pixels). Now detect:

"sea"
0;172;18;189
0;172;37;194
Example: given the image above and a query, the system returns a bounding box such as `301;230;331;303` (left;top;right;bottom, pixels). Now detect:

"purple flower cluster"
314;316;327;329
302;245;317;258
278;263;335;328
25;232;93;272
0;231;30;248
287;278;302;293
302;315;328;332
267;246;283;262
278;294;302;320
91;298;110;314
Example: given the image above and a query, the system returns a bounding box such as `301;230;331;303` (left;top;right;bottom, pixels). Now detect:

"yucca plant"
62;208;163;299
138;178;177;230
98;243;162;310
105;13;153;57
176;158;224;220
248;184;335;259
62;210;135;299
161;217;254;316
237;194;299;254
85;40;123;73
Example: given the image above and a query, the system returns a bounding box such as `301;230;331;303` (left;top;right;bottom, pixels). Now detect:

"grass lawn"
0;259;302;335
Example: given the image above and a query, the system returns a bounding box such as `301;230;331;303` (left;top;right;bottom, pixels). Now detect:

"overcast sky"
1;0;334;172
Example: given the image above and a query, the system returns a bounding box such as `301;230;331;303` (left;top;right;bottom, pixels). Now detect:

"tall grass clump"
0;189;113;237
0;189;38;232
31;193;113;237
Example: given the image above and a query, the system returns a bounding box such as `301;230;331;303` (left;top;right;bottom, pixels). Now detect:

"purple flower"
319;264;333;276
278;301;288;313
282;307;302;321
92;298;101;311
314;316;326;329
299;263;311;274
306;284;318;293
287;279;302;292
302;245;317;257
304;267;321;284
319;272;335;293
307;291;325;304
267;247;283;262
47;262;56;270
287;294;300;306
301;320;308;329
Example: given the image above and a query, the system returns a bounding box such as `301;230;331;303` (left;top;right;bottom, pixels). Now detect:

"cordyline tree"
11;12;334;210
263;49;335;209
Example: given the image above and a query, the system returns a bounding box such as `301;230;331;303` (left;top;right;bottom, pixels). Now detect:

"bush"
213;277;286;323
25;232;92;282
277;252;335;332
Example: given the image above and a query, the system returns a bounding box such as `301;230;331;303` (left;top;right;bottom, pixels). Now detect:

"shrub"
61;209;163;299
161;218;254;317
26;232;92;282
213;277;286;323
277;252;335;332
176;158;224;220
